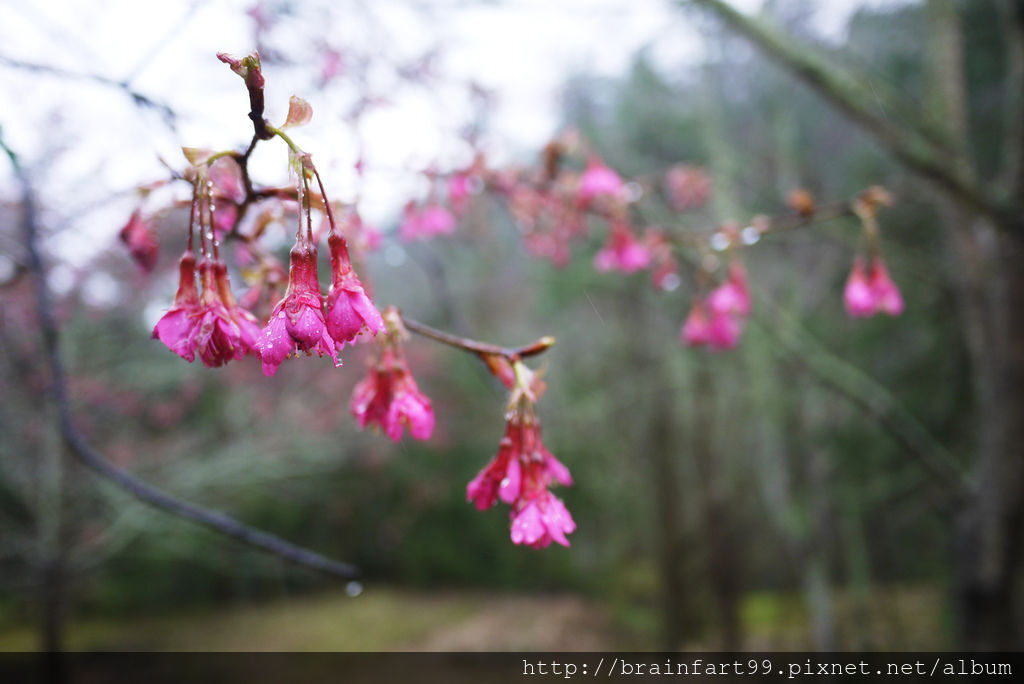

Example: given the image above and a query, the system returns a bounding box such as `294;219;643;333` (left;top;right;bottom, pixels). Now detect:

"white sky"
0;0;911;276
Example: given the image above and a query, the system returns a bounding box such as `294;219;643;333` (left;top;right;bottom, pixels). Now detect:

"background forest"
1;0;1022;652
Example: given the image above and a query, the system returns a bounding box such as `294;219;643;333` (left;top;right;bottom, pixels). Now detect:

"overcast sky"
0;0;910;291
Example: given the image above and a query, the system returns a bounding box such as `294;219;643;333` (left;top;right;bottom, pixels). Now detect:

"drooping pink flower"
510;491;576;549
325;231;385;346
447;172;474;215
681;299;711;346
665;164;712;211
350;346;434;441
707;308;743;351
844;258;876;317
869;257;904;316
707;260;751;317
593;220;651;274
152;252;200;361
257;244;339;376
119;209;159;273
843;255;903;318
466;407;574;547
191;258;246;368
212;259;262;356
577;157;623;205
420;204;456;237
399;202;456;242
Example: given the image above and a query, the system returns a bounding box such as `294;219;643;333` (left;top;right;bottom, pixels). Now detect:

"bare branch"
0;54;177;128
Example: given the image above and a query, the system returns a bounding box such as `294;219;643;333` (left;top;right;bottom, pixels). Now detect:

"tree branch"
402;315;555;361
684;0;1016;231
2;135;360;582
752;304;967;501
0;54;177;128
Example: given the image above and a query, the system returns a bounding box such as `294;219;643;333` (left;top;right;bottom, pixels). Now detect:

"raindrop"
623;182;644;203
741;226;761;245
709;232;730;252
500;477;510;488
660;273;681;292
333;357;343;368
345;581;363;597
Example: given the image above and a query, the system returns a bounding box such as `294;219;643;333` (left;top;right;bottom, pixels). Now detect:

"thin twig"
401;315;555;361
2;134;360;582
0;54;177;128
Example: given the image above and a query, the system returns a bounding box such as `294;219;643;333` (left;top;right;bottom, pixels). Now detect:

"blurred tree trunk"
928;0;1024;650
620;287;699;649
689;0;1024;650
37;414;67;653
692;362;741;650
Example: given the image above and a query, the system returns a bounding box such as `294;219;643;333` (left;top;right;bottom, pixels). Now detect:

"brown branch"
684;0;1017;232
401;315;555;362
2;134;359;582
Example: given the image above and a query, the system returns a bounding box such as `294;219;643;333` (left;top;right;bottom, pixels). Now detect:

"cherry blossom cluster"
150;151;384;377
134;51;569;551
466;363;575;548
350;308;434;442
392;134;903;352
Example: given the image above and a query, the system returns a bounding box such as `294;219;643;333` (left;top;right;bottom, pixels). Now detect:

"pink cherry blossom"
681;299;711;346
466;409;575;547
325;232;385;346
844;259;876;317
869;257;904;316
593;221;651;274
191;259;244;367
707;261;751;317
510;491;576;549
578;157;623;205
119;209;159;273
152;252;200;361
350;346;434;442
257;244;339;376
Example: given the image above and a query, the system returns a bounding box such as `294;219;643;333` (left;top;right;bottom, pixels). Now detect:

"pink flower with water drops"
510;491;576;549
257;243;339;376
350;345;434;441
152;252;201;362
325;231;385;346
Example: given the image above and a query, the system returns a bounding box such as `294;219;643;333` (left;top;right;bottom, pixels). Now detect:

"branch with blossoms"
1;128;361;581
126;52;574;550
118;49;922;560
404;133;905;352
